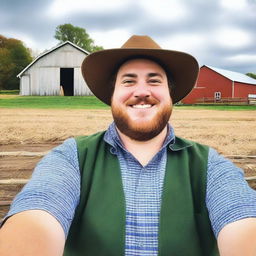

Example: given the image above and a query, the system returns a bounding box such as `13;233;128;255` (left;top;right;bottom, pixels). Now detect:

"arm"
0;138;80;255
217;218;256;256
206;148;256;254
0;210;65;256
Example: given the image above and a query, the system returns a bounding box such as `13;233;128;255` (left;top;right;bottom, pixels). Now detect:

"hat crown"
121;35;161;49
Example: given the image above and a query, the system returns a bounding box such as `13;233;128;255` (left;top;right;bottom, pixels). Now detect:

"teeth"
132;104;152;109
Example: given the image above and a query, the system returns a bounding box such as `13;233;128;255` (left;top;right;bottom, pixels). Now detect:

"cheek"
151;88;171;103
112;88;133;104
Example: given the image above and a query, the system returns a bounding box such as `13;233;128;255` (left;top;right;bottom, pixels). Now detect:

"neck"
116;126;168;166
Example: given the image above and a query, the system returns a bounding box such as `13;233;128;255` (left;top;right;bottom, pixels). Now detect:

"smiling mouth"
130;104;153;109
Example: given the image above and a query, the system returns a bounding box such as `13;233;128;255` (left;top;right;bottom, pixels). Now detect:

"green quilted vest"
64;131;219;256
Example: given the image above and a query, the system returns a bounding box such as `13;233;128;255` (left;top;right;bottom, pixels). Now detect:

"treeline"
0;35;32;90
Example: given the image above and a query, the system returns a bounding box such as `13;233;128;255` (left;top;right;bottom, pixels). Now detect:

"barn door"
60;68;74;96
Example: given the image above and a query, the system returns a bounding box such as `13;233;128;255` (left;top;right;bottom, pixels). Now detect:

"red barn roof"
203;65;256;85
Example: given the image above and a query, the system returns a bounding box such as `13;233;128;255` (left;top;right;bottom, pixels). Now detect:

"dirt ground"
1;108;256;155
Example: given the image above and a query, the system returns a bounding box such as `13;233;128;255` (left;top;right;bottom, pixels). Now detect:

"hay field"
0;108;255;156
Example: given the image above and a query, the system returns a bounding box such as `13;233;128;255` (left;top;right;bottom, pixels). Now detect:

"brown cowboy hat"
81;35;199;105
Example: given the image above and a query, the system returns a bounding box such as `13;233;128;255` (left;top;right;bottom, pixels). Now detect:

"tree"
54;24;103;53
246;73;256;80
0;35;33;90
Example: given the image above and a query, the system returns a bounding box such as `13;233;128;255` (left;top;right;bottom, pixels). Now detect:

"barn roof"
204;65;256;85
17;41;89;78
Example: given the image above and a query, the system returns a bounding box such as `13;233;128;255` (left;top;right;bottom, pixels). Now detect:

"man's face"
111;58;173;141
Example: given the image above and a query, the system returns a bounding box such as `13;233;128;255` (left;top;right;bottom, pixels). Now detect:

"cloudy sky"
1;0;255;74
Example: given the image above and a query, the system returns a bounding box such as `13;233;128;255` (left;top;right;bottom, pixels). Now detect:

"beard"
111;97;172;141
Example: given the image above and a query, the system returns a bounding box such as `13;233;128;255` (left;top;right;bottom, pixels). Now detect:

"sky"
1;0;256;74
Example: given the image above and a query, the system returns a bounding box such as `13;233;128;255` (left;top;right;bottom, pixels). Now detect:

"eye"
122;79;135;86
148;79;161;85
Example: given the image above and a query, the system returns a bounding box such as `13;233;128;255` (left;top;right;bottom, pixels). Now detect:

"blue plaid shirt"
5;123;256;256
104;123;174;255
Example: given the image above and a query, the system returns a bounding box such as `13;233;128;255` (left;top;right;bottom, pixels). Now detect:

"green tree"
246;73;256;80
0;35;33;90
54;23;103;53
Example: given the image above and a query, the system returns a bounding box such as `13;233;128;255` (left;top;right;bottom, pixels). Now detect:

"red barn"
182;65;256;104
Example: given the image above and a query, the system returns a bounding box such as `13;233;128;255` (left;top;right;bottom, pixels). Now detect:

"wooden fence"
196;97;250;104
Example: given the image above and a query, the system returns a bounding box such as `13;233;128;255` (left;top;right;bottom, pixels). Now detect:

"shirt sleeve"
2;138;80;238
206;147;256;238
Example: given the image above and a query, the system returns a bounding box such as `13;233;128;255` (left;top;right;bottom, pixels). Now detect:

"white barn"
18;41;92;96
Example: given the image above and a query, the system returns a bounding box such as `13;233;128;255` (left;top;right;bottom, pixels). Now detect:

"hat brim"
81;48;199;105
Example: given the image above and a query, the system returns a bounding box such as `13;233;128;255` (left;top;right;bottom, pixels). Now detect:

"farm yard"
1;107;256;155
0;104;256;219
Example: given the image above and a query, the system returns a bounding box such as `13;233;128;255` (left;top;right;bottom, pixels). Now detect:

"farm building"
18;41;92;96
182;65;256;104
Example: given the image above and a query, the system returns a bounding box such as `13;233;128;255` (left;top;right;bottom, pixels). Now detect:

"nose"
133;83;151;98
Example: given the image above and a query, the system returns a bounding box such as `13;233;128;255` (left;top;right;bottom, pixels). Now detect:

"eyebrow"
121;73;137;78
148;72;164;78
121;72;163;78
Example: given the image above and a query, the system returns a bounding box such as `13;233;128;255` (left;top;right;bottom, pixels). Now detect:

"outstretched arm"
0;138;81;256
207;148;256;255
0;210;65;256
217;218;256;256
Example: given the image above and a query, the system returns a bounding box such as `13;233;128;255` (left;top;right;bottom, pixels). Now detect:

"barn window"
214;92;221;100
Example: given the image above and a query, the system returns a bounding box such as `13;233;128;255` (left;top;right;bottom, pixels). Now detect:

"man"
0;35;256;256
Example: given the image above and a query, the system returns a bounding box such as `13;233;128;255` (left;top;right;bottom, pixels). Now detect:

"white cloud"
47;0;129;17
220;0;248;10
160;33;207;53
226;54;256;63
47;0;188;21
89;29;131;49
213;27;252;48
139;0;187;22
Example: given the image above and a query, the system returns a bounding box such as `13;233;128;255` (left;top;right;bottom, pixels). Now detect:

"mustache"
125;96;159;106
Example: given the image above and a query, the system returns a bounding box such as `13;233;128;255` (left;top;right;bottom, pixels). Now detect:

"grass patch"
0;90;19;95
0;95;256;110
0;96;109;109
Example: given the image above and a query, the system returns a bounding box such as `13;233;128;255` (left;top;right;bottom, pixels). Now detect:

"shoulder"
41;138;78;168
207;147;244;178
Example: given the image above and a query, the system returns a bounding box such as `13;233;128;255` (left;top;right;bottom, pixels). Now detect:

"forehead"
117;58;167;76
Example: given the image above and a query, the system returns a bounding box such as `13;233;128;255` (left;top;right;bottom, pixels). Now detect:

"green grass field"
0;96;109;109
0;94;256;110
